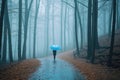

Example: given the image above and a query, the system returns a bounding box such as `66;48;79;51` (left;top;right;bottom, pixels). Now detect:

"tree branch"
77;0;88;8
62;1;74;8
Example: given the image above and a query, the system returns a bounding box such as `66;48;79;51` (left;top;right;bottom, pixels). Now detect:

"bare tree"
107;0;116;66
87;0;92;60
76;2;83;49
0;0;7;59
22;0;33;59
33;0;40;58
45;0;50;55
61;1;63;51
74;0;79;55
108;2;113;36
6;1;13;62
64;2;67;50
18;0;22;60
52;0;55;44
2;11;7;63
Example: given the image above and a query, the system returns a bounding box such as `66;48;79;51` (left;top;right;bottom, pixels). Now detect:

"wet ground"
29;58;86;80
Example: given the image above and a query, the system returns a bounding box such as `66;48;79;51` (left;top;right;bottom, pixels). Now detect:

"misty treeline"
0;0;120;66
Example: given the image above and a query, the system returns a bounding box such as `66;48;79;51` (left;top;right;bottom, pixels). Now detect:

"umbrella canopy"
50;45;61;50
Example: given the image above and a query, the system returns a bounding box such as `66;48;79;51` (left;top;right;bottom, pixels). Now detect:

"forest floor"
58;30;120;80
0;59;40;80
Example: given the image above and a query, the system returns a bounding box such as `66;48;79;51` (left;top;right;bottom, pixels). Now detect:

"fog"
0;0;120;62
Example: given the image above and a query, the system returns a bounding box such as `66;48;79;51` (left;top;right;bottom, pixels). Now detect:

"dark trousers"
53;50;56;60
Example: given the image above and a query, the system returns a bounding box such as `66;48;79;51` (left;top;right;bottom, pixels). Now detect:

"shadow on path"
29;58;86;80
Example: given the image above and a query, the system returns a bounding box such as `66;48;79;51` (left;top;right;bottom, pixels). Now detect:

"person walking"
50;45;61;62
53;50;57;61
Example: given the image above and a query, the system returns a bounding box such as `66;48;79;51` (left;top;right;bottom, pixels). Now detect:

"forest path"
29;57;86;80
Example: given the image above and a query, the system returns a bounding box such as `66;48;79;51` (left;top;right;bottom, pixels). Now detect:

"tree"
2;11;7;63
87;0;92;60
108;2;113;36
2;0;13;63
61;0;63;51
76;3;83;49
90;0;99;63
64;2;67;50
18;0;22;60
52;0;55;44
103;7;106;34
87;0;98;63
6;0;13;62
45;0;50;55
116;0;120;29
93;0;99;49
0;0;7;59
74;0;79;55
22;0;33;59
107;0;116;66
33;0;40;58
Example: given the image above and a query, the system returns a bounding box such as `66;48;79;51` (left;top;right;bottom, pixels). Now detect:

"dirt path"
29;57;86;80
58;51;120;80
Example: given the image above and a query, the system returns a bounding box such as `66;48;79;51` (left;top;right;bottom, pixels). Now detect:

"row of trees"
74;0;120;66
0;0;119;66
0;0;76;63
0;0;40;63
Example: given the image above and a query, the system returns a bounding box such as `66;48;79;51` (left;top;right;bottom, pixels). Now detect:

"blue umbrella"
50;45;61;50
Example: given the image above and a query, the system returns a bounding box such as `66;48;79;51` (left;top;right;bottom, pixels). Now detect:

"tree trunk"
93;0;99;49
74;0;79;55
33;0;40;58
108;2;113;36
116;0;119;29
2;5;7;63
45;0;49;55
22;0;28;59
0;0;7;59
5;1;13;62
22;0;33;59
64;3;67;50
76;4;83;49
107;0;116;66
87;0;92;60
61;1;63;51
67;8;70;49
90;0;98;63
103;8;106;34
18;0;22;60
52;0;55;44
